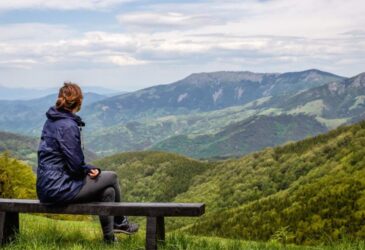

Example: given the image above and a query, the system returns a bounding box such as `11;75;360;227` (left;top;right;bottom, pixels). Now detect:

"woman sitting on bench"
36;82;138;243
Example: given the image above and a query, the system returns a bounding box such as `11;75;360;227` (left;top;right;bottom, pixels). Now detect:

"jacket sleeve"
58;124;94;178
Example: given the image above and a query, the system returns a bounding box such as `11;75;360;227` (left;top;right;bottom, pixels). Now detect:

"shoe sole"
114;229;138;235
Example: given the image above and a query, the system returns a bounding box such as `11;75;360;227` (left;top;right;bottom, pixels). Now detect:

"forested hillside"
151;114;327;158
93;120;365;245
0;131;38;167
92;151;210;202
182;121;365;244
0;131;97;169
0;152;36;198
1;116;365;246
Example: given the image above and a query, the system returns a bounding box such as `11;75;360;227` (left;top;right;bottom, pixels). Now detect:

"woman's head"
56;82;83;113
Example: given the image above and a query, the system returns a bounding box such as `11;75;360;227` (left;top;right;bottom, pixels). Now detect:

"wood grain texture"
0;199;205;217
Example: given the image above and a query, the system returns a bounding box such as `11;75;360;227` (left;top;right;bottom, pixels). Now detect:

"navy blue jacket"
36;106;93;203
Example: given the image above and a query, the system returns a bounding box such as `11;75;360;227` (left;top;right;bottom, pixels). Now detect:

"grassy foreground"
3;214;365;250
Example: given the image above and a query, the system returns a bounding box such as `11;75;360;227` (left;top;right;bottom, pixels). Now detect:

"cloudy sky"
0;0;364;91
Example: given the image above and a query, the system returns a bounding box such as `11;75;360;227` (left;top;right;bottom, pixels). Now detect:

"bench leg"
146;216;165;250
157;217;165;242
0;212;19;245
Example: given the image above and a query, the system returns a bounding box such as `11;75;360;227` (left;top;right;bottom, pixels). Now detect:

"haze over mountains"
0;92;108;134
0;85;121;100
1;69;364;159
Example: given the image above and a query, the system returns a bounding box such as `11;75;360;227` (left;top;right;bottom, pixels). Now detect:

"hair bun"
56;97;66;109
55;82;83;111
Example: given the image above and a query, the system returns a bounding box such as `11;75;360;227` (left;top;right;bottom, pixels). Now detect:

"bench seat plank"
0;199;205;217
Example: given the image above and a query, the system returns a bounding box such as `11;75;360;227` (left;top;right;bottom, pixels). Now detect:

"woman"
36;82;138;243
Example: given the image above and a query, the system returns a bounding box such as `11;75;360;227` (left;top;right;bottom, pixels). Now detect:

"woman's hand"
88;168;100;178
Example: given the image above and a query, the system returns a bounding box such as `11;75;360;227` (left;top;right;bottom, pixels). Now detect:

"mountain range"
83;69;363;158
1;69;364;159
0;85;121;100
82;69;343;127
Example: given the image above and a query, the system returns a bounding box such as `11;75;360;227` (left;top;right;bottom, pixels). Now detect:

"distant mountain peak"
178;71;279;86
347;72;365;88
278;68;344;78
352;72;365;80
303;68;326;73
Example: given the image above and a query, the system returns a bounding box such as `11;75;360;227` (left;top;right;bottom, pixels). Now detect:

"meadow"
4;214;365;250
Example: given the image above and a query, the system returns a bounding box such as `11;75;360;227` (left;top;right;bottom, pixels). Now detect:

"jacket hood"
46;106;85;127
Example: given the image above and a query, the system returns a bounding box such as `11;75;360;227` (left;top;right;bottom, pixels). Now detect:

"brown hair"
56;82;83;112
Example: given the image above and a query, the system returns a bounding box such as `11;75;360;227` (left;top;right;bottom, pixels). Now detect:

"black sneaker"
103;234;117;244
114;222;139;235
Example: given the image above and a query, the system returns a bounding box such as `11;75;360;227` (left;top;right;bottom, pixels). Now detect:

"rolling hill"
1;111;365;245
0;131;39;167
0;130;97;169
151;114;327;158
0;152;36;199
180;121;365;244
92;119;365;244
92;151;210;202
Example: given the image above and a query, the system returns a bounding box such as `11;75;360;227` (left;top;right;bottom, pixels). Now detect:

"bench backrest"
0;199;205;217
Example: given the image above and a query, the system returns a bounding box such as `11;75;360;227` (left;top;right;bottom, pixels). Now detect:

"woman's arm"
58;125;99;178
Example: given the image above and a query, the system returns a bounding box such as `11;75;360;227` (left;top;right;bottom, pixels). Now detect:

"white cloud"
117;11;226;30
0;0;134;11
107;54;147;65
0;59;37;69
0;0;365;88
0;23;74;41
116;0;365;37
0;22;364;71
216;0;365;37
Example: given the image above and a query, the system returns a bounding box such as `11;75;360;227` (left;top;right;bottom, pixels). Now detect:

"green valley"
90;120;365;245
151;114;327;158
84;71;365;159
2;119;365;248
1;69;358;160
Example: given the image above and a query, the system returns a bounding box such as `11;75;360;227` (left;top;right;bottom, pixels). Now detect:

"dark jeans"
72;171;124;238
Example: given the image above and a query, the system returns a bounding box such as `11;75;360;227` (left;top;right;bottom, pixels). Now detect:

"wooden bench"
0;198;205;250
